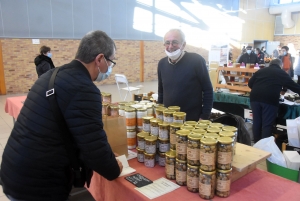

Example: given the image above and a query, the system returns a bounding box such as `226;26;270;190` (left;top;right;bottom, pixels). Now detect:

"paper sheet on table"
135;177;180;199
127;150;137;160
116;155;136;177
286;119;300;147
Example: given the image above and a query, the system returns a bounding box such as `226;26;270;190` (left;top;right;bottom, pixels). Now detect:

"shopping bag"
253;136;287;168
286;119;300;148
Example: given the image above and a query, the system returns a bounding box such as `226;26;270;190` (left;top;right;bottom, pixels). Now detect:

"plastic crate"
266;159;299;182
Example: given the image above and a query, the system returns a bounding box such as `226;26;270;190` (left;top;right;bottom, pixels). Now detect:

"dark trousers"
250;101;278;143
297;75;300;84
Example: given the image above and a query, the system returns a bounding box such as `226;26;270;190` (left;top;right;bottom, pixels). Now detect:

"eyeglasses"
164;40;180;47
104;56;116;67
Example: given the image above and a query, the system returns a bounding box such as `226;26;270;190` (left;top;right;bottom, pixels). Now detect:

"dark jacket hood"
34;54;55;68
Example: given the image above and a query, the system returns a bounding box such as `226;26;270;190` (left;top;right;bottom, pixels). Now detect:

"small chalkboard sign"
125;173;153;188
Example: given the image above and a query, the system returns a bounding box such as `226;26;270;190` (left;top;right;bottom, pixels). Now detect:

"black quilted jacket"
1;60;120;201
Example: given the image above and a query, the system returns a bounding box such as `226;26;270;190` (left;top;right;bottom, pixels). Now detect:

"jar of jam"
163;109;175;123
102;103;109;115
168;106;180;112
173;112;186;123
187;164;199;193
137;108;147;127
216;168;232;197
169;122;182;150
187;133;202;166
124;107;136;129
158;152;166;166
158;122;170;139
137;131;150;150
185;121;198;127
110;105;119;117
146;105;154;117
158;137;170;153
118;101;127;116
136;147;144;163
200;138;217;171
199;169;216;199
217;137;234;170
165;150;176;180
144;152;155;168
150;118;161;136
102;93;111;104
145;136;157;154
176;129;189;160
126;129;136;149
155;107;167;121
176;158;187;186
142;116;153;133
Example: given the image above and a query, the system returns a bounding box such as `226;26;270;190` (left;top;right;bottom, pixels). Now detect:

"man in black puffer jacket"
1;30;122;201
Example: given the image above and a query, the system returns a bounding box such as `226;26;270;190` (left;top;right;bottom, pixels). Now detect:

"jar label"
144;158;155;168
145;144;156;154
126;118;136;127
166;164;174;175
157;115;163;121
143;123;151;132
119;109;124;116
187;147;199;160
159;143;170;152
127;137;136;147
218;151;232;164
137;118;144;126
176;143;187;154
187;175;198;188
173;119;184;124
200;151;215;165
217;179;230;191
159;130;169;139
164;116;173;123
125;112;136;118
170;133;176;145
138;141;145;149
137;153;144;162
103;97;111;103
137;112;147;118
176;170;187;182
159;157;165;166
150;127;159;135
199;183;211;197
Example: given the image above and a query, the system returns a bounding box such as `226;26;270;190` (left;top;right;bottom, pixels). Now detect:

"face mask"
165;46;182;60
95;59;113;82
246;50;251;54
47;52;52;58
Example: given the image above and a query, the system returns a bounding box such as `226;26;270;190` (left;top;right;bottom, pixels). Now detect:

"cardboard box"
283;151;300;171
103;116;128;156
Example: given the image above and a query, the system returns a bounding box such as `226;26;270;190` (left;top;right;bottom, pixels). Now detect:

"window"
279;0;300;4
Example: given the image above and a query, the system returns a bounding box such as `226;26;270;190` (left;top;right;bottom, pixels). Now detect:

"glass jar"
110;105;119;117
158;152;166;166
102;103;109;115
209;123;224;128
204;133;219;139
169;122;182;150
144;152;155;168
158;137;170;153
137;131;150;150
126;129;136;149
136;147;144;163
176;129;189;160
206;128;221;134
158;122;170;139
146;105;154;117
137;108;147;127
216;168;232;198
163;109;175;123
155;107;167;121
198;120;211;125
200;138;217;171
102;93;111;104
168;106;180;112
187;133;202;166
217;137;234;170
118;101;127;116
175;159;187;186
187;164;199;193
124;107;136;129
199;169;216;199
165;150;176;180
191;129;206;135
173;112;186;123
142;116;153;133
195;123;209;130
153;104;164;118
150;118;161;136
145;136;157;154
180;125;194;131
185;121;198;127
222;126;238;155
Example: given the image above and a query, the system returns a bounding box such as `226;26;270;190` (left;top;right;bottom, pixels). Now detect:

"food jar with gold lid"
110;105;119;117
136;147;144;163
158;137;170;153
169;122;182;150
102;103;109;116
165;150;176;179
124;107;136;129
216;168;232;198
198;120;211;125
209;123;224;128
142;116;154;133
137;131;150;150
222;126;237;136
207;128;221;134
163;109;175;123
175;158;187;186
184;121;198;127
200;138;217;171
155;107;167;121
195;123;209;130
168;106;180;112
146;105;153;116
145;136;157;154
158;122;170;139
217;137;234;170
158;152;166;166
199;169;216;199
180;125;194;131
137;108;147;127
187;133;202;166
191;129;206;135
173;112;186;123
204;133;219;139
187;164;199;193
176;129;189;160
118;101;127;116
150;118;161;136
102;93;111;103
144;152;155;168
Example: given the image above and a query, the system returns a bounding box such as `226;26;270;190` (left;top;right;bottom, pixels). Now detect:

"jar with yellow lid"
222;126;237;137
158;152;166;166
124;107;136;129
175;158;187;186
169;122;182;150
187;133;202;166
216;168;232;197
136;147;144;163
163;109;175;123
118;101;128;116
185;121;198;127
198;120;211;125
200;138;217;171
199;169;216;199
195;123;209;130
109;105;119;117
181;125;194;131
155;107;167;121
165;150;176;179
187;164;199;193
158;138;170;153
173;112;186;123
168;106;180;112
209;123;224;128
102;103;109;116
191;129;206;135
102;93;111;103
144;152;155;168
158;122;170;139
217;137;234;170
137;108;147;127
176;129;189;160
145;136;157;154
150;118;161;136
127;129;136;149
204;133;219;139
137;132;150;150
153;104;164;118
207;128;221;134
142;116;153;133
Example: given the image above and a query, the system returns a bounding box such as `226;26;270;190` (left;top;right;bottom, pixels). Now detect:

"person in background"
294;50;300;84
1;30;122;201
34;45;55;77
261;46;268;57
237;45;259;65
273;45;281;58
157;29;213;121
279;46;293;77
248;59;300;143
255;48;265;64
228;48;233;61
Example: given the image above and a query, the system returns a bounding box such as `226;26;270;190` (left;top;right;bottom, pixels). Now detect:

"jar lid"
125;102;135;106
195;124;208;129
165;150;176;158
143;116;154;120
155;107;167;112
137;132;150;138
181;125;194;131
170;122;183;128
222;126;237;132
145;135;157;142
191;129;206;134
118;101;128;106
218;136;234;144
204;133;219;139
158;122;170;127
188;133;202;140
163;109;175;114
137;108;147;111
187;164;199;169
210;123;224;127
159;152;166;157
173;112;186;116
201;137;217;145
150;118;162;123
217;168;232;173
102;93;111;96
176;129;190;136
207;128;221;133
176;158;187;163
110;105;118;109
158;137;169;142
219;131;235;137
184;121;197;126
144;152;155;157
124;107;135;112
168;106;180;110
199;169;216;175
102;103;109;106
198;120;211;125
136;147;144;152
154;104;164;108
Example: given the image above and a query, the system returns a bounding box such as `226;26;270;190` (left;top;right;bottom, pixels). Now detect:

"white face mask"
165;46;182;60
95;60;113;82
246;50;251;54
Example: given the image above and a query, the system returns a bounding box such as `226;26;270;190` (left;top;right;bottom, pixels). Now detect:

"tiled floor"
0;80;268;200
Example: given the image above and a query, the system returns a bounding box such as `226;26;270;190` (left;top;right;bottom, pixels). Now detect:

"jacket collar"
69;60;92;80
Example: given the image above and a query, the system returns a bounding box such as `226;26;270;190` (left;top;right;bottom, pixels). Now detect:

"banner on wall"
209;43;228;66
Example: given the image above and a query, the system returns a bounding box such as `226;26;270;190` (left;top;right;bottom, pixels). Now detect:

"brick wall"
274;35;300;51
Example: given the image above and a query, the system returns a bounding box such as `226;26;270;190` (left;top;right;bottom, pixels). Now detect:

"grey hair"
269;59;282;68
164;28;186;43
75;30;115;63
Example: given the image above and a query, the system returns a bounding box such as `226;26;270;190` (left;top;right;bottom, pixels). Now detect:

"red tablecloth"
4;96;27;119
87;158;300;201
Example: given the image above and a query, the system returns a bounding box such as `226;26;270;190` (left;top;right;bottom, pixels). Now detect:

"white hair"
164;29;186;43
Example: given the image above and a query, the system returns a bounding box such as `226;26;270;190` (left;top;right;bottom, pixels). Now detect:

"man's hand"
280;91;286;95
114;152;119;157
116;159;123;174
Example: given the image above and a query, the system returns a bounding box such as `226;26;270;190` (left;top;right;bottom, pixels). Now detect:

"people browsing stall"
34;45;55;77
237;46;259;65
261;46;268;57
248;59;300;143
294;50;300;84
157;29;213;121
255;48;265;64
279;46;294;77
1;30;122;201
273;45;281;58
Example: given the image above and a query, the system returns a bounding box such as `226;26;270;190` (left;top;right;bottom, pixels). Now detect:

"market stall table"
4;96;27;123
